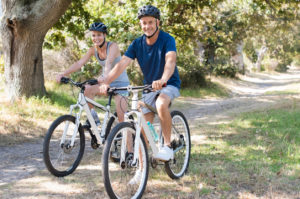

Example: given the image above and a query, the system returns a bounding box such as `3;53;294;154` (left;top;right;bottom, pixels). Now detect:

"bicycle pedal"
91;143;100;149
91;135;100;149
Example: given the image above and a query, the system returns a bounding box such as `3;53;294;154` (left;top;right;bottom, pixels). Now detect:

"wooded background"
0;0;299;101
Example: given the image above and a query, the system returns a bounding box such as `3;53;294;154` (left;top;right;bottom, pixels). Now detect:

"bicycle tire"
102;122;149;199
105;112;135;138
164;110;191;179
105;112;118;139
43;115;85;177
106;113;135;163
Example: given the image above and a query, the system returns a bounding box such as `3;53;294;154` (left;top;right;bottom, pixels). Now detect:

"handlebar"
60;77;98;88
60;77;164;94
107;84;154;95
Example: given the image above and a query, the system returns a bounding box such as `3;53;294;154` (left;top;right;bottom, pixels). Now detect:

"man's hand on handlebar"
152;79;167;91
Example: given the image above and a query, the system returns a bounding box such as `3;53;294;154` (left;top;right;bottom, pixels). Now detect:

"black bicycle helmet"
89;22;108;34
138;5;160;20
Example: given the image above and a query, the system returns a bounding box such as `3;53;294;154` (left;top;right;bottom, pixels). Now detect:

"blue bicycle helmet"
138;5;160;20
89;22;108;34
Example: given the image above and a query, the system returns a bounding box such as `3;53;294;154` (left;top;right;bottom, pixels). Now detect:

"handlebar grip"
87;79;98;85
61;77;70;84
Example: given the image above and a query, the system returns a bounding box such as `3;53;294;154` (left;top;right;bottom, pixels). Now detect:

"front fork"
120;111;148;167
60;104;83;147
119;112;141;167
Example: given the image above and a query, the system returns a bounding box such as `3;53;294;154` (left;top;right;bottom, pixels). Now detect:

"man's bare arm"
152;51;176;90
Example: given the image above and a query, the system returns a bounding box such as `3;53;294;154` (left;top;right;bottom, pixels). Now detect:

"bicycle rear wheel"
102;122;149;199
43;115;85;177
165;110;191;179
105;112;119;139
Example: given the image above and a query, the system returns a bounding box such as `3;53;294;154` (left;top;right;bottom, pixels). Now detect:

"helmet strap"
99;37;106;48
145;19;159;39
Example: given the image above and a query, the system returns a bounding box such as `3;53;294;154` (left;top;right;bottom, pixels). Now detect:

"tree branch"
29;0;72;33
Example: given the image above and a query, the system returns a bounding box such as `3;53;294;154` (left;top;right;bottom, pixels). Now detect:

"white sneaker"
128;169;142;185
153;146;174;161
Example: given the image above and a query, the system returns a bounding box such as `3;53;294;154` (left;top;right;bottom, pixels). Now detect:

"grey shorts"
141;85;180;114
110;80;130;96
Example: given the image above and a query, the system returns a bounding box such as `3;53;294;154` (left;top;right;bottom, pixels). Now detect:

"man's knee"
144;112;155;122
156;94;171;111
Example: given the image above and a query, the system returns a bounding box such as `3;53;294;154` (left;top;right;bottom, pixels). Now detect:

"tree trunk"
255;46;268;72
231;42;245;74
194;41;205;64
0;0;71;101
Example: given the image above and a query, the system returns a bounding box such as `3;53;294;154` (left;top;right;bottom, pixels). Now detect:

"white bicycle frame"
120;88;160;166
61;92;116;147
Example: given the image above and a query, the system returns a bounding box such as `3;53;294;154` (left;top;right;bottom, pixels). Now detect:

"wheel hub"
61;142;73;153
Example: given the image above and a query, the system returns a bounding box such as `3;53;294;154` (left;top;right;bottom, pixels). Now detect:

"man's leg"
155;93;172;146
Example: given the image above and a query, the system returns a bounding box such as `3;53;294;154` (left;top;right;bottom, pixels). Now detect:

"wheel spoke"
103;123;149;199
165;111;191;179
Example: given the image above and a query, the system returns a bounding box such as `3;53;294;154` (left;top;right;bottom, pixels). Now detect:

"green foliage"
71;58;101;81
180;82;229;98
177;53;206;88
43;0;300;85
126;63;144;85
212;57;237;78
244;40;258;63
44;0;92;49
275;63;289;73
43;31;66;50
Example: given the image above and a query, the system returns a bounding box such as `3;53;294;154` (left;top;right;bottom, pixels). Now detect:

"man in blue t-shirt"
99;5;181;162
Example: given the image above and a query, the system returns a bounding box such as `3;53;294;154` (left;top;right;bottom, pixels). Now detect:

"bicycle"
102;85;191;199
43;77;123;177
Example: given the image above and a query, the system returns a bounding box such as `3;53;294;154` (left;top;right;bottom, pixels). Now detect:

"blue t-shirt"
125;30;181;89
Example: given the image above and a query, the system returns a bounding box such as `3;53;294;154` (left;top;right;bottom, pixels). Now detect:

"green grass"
265;90;300;95
0;77;299;197
44;81;110;109
0;79;228;146
188;107;300;196
0;80;114;146
180;82;229;98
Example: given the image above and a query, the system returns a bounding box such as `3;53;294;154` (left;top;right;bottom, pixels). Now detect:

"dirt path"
1;68;300;187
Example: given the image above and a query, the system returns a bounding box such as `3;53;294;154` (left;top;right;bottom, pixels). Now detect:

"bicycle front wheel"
43;115;85;177
102;122;149;199
165;110;191;179
106;113;135;163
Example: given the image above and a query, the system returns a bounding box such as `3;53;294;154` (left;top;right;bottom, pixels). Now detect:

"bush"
127;62;143;85
275;63;289;72
71;59;101;81
275;55;292;72
212;57;237;78
244;40;258;63
177;54;207;88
